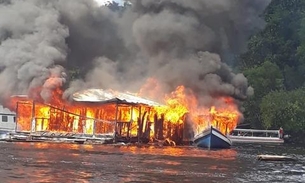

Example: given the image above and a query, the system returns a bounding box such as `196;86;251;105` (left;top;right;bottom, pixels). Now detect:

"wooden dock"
1;131;115;145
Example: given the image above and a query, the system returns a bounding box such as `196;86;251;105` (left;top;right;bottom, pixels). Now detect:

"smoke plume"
0;0;270;108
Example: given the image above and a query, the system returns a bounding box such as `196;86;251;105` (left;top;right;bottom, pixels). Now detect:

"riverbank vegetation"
240;0;305;141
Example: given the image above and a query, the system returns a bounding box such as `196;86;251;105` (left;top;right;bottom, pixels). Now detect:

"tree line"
239;0;305;139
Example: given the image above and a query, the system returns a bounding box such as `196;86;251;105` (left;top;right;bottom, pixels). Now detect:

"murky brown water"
0;142;304;183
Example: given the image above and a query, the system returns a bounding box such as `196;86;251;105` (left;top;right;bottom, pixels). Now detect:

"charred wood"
183;113;194;144
158;114;164;140
154;113;158;139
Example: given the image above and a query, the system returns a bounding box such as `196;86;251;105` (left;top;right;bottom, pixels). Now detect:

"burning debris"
0;0;271;144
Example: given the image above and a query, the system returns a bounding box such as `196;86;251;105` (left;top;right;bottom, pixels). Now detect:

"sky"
94;0;124;6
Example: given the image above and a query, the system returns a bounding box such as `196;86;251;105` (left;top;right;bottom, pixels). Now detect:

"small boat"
227;128;285;144
0;105;16;140
193;126;232;149
0;130;11;140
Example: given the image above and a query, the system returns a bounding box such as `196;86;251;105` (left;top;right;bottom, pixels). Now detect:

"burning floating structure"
6;85;241;145
8;89;158;144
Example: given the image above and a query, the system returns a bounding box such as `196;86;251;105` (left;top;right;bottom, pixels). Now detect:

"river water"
0;142;304;183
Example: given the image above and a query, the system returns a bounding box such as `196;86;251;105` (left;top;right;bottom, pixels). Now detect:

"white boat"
227;128;284;144
0;105;16;139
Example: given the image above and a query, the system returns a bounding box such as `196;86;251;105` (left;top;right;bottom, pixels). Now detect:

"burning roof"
72;89;162;106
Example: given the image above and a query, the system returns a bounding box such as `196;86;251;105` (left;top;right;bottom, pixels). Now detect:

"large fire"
152;85;240;135
8;78;241;144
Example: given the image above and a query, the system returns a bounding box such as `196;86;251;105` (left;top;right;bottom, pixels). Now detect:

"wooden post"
137;106;142;143
154;113;158;139
78;109;82;133
141;111;147;137
183;113;194;144
84;107;87;134
92;119;96;138
167;122;172;138
158;114;164;140
41;118;44;131
141;111;149;142
114;102;119;143
128;106;133;138
31;100;36;133
15;102;19;132
119;122;122;135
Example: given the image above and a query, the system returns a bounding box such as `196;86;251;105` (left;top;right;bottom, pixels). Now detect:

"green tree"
293;16;305;88
240;0;305;90
243;61;284;128
238;0;305;132
260;88;305;132
244;61;284;98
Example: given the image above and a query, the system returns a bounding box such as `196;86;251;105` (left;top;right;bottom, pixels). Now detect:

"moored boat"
0;105;16;140
227;128;285;144
193;126;232;149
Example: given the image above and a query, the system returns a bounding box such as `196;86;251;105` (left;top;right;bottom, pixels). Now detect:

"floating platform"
1;131;115;145
257;154;296;161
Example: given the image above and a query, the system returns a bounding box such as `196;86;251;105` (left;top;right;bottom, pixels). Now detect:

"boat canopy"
232;129;279;134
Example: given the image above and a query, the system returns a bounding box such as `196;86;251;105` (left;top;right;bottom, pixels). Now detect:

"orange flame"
154;86;191;124
151;85;240;135
8;78;241;142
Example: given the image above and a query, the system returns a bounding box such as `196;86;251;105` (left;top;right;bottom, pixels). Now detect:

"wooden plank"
257;154;296;161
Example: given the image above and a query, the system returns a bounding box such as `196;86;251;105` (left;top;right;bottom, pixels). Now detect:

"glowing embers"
14;98;117;135
115;105;155;141
208;98;240;135
13;97;153;138
154;86;190;124
35;103;50;131
10;83;242;144
15;100;33;132
152;85;240;136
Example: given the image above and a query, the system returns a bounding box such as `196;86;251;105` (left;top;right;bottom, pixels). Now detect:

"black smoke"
0;0;270;108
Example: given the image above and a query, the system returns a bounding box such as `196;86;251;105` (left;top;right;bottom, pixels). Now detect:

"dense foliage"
240;0;305;137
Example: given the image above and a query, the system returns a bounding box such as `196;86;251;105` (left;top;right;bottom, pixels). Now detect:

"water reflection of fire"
8;78;241;145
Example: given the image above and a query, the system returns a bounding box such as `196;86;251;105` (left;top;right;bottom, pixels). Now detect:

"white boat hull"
227;135;284;144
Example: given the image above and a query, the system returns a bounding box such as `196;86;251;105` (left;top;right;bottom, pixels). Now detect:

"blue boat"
193;126;232;149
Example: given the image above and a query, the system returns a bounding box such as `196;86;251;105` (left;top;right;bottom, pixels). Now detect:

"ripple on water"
0;142;304;183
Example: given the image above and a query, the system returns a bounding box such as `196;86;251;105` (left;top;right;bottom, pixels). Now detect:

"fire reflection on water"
118;145;237;160
7;143;95;183
3;142;304;183
1;140;303;183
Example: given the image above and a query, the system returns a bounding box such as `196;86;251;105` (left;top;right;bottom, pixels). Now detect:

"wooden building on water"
9;89;193;145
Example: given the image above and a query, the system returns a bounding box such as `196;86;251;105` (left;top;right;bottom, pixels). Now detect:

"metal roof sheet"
72;89;161;106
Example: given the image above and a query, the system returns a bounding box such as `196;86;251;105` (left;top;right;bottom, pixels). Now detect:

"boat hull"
193;127;232;149
227;135;284;144
227;128;285;144
0;129;13;140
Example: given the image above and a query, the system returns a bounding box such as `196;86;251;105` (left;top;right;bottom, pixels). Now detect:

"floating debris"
257;154;297;161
